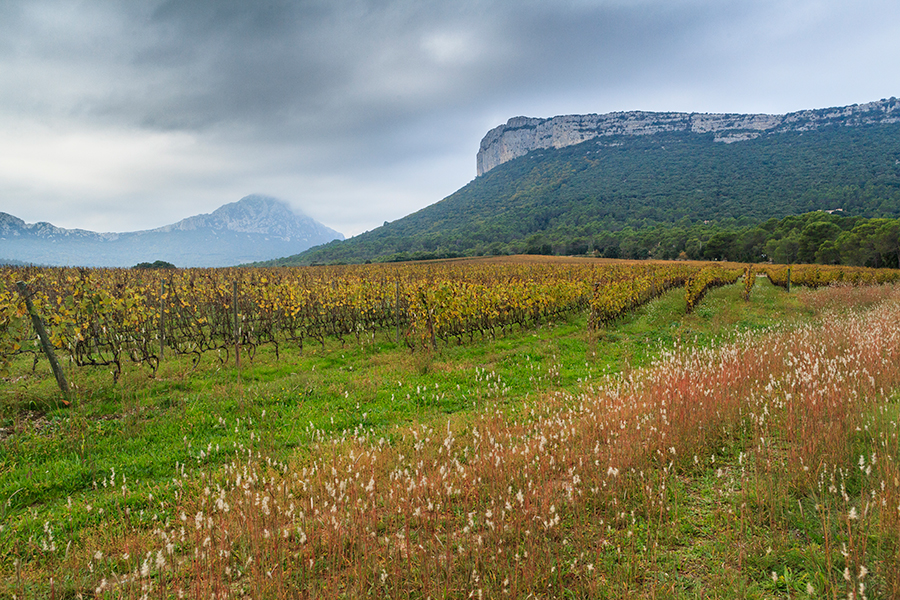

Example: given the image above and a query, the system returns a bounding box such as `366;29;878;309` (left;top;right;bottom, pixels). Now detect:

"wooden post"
786;266;792;293
233;280;241;375
16;281;70;400
159;279;165;361
395;280;400;344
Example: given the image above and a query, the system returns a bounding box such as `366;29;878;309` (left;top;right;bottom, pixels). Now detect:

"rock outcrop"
476;98;900;176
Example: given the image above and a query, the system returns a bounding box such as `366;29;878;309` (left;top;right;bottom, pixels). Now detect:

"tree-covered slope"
267;123;900;265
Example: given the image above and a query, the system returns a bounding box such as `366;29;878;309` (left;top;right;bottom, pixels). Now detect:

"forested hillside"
265;122;900;266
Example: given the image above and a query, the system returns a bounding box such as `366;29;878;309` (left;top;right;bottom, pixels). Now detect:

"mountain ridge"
0;195;343;267
144;195;340;240
477;98;900;175
270;97;900;266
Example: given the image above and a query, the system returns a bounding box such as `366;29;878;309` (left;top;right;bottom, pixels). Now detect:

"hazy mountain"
0;195;343;267
264;98;900;265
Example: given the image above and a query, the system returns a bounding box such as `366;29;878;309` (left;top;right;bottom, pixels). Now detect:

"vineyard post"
233;280;241;378
395;280;400;344
15;281;71;402
787;267;792;293
159;279;165;361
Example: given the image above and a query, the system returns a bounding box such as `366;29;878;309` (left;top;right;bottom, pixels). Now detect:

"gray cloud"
1;0;899;236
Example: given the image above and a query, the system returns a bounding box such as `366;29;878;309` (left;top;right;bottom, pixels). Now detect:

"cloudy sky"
1;0;898;237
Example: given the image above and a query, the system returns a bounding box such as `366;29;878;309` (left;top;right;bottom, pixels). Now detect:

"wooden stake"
395;280;401;344
16;281;70;401
233;280;241;379
159;279;165;361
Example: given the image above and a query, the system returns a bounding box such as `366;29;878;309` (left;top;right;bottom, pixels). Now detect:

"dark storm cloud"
5;1;712;135
1;0;898;235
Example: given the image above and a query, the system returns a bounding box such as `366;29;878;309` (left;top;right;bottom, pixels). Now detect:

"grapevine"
2;260;897;382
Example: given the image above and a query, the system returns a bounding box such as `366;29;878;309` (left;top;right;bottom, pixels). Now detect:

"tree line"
524;211;900;267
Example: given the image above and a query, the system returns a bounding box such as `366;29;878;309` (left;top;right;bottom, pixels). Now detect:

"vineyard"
2;259;899;384
4;257;900;598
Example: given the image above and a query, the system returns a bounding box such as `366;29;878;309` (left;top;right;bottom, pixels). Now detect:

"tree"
702;232;737;261
684;238;703;260
874;220;900;268
524;234;553;255
843;221;883;267
798;220;841;263
766;231;801;264
836;231;864;266
133;260;176;269
738;227;770;262
815;241;842;264
565;238;589;255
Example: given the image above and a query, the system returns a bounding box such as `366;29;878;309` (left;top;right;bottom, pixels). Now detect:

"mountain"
0;195;343;267
267;98;900;265
476;99;900;175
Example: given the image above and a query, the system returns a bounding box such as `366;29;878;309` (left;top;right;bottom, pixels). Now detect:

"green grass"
1;281;801;515
1;278;884;597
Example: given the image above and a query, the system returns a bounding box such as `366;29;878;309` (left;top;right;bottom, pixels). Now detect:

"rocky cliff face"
476;98;900;176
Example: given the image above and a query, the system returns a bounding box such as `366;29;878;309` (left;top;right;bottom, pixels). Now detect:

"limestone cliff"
476;98;900;176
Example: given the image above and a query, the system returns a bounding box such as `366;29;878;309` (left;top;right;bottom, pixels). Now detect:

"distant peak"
0;195;344;266
214;194;297;216
154;194;340;240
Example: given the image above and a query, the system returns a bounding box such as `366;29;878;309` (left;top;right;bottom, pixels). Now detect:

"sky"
1;0;899;237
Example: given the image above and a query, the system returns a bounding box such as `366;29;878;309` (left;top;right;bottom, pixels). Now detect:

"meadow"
1;257;900;598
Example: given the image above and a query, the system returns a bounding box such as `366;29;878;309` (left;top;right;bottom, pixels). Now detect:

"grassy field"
2;271;899;598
